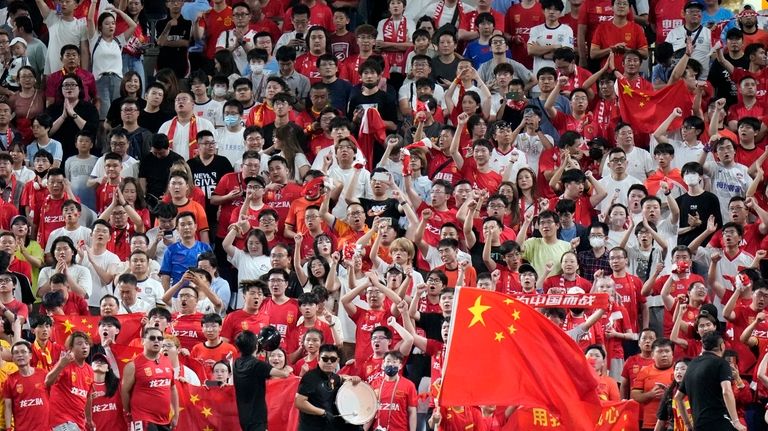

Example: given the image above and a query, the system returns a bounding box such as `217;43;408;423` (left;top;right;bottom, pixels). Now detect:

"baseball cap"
387;264;404;275
518;264;537;276
684;1;704;10
10;215;28;226
567;287;585;295
9;37;26;47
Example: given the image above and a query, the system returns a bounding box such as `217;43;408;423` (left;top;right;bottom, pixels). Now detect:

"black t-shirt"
469;237;503;275
106;96;147;128
297;367;342;431
138;109;174;133
358;197;401;228
707;53;749;108
417;312;447;341
188;155;235;222
155;16;193;77
138;151;185;197
430;56;461;86
47;101;100;162
679;351;734;428
675;191;723;246
233;355;273;429
124;127;153;160
346;88;397;124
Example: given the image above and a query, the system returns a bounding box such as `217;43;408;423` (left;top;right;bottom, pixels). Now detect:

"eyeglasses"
62;83;78;88
609;158;626;164
233;12;250;17
146;335;164;342
427;277;443;283
0;277;13;284
320;356;339;363
121;107;138;113
260;217;276;224
179;293;197;299
268;278;286;284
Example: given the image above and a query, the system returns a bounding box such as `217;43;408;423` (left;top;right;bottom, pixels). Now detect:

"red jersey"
90;381;128;431
293;356;319;375
565;312;604;351
461;10;505;35
20;177;47;216
551;110;599;140
2;370;48;429
426;149;461;185
495;267;523;294
537;147;562;198
169;313;206;351
438;406;488;431
728;304;767;374
249;17;281;46
610;273;644;332
358;355;385;384
548;194;594;227
374;377;418;431
591;21;647;72
48;361;94;429
95;182;119;214
727;100;767;123
34;195;69;249
264;182;303;239
130;354;175;424
221;308;270;342
296;52;322;84
504;2;543;69
621;353;653;387
598;304;631;362
559;66;594;96
415;202;458;248
2;298;28;322
652;273;706;337
282;2;334;31
341;54;390;85
709;222;762;256
652;0;685;43
417;296;442;314
542;274;593;294
199;7;234;59
212;172;246;238
190;340;239;376
260;0;284;19
261;298;300;343
40;295;90;318
578;0;620;46
350;307;392;362
8;258;32;283
30;339;64;373
459;158;502;193
285;319;335;354
736;146;763;174
590;97;620;142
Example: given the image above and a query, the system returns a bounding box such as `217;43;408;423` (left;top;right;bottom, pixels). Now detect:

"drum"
335;381;378;425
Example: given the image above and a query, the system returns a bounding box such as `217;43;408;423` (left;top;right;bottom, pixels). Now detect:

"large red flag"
439;288;603;430
53;314;144;345
358;107;387;171
176;382;243;431
108;342;143;375
266;377;301;431
505;400;640;430
617;78;693;134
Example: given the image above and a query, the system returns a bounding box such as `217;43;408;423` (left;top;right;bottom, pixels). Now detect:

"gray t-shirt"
64;154;98;210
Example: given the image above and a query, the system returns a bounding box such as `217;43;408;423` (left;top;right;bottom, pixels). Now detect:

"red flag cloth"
53;314;144;345
176;382;243;431
439;288;602;430
358;107;387;171
266;377;301;431
108;343;143;376
115;313;144;344
617;78;693;134
504;400;640;431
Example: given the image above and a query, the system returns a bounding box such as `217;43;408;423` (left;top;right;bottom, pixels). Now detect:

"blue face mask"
224;115;240;127
383;365;399;377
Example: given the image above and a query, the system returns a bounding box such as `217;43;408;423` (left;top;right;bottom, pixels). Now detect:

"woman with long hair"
214;50;241;89
269;124;310;181
292;329;323;376
268;348;294;376
89;354;128;430
47;74;99;161
515;167;546;235
105;71;145;129
8;142;35;183
121;0;150;89
120;177;150;231
9;66;44;144
154;68;179;111
223;225;271;289
10;215;42;289
656;359;690;431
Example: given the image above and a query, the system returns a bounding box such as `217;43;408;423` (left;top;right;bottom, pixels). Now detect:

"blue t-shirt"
702;8;733;27
464;41;493;69
160;241;212;285
28;139;64;163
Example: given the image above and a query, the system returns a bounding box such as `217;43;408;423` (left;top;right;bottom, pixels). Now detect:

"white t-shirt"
216;28;257;73
601;146;655;182
158;116;216;160
118;297;155;314
45;226;92;253
215;127;246;167
310;147;368;172
228;249;271;284
137;277;165;306
327;165;373;220
44;14;88;74
82;249;121;307
528;23;574;73
597;174;643;212
665;25;713;77
705;161;753;218
194;99;224;130
89;154;139;179
515;131;553;175
416;1;474;27
489;147;527;179
90;34;125;77
39;264;93;298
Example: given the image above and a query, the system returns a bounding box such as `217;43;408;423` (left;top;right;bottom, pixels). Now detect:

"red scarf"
167;115;199;158
433;0;463;27
32;339;53;370
382;16;409;72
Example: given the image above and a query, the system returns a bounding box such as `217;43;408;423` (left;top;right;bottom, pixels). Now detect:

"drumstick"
336;411;359;417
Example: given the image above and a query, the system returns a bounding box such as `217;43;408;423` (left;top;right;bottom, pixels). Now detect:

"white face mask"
213;86;227;97
589;236;605;248
683;173;700;186
251;63;264;74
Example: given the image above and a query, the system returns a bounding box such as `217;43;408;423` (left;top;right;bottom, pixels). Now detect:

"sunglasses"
320;356;339;363
146;336;164;342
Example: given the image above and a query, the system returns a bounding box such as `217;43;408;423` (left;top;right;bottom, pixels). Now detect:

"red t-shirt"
728;304;766;374
551;111;599;140
221;308;270;342
495;267;523;294
358;355;384;384
190;340;239;376
350;307;392;362
621;353;653;387
566;312;604;351
90;381;127;430
591;21;647;72
610;273;644;332
461;10;505;34
282;2;334;32
415;202;458;248
459;158;502;194
95;182;119;214
30;339;64;373
374;378;418;431
504;2;543;69
652;273;705;337
3;298;28;321
264;182;303;239
212;172;246;239
285;320;335;354
426;149;461;185
40;295;90;318
542;275;593;294
709;222;762;256
2;370;49;429
130;354;175;424
548;194;594;227
34;195;70;249
341;54;390;85
537;147;562;198
249;18;281;47
169;313;206;351
9;258;32;283
48;361;94;429
727;99;767;124
598;304;631;362
578;0;619;46
200;7;234;59
296;52;322;84
261;298;300;343
652;0;685;43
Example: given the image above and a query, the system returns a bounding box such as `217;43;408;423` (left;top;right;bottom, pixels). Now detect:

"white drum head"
335;381;378;425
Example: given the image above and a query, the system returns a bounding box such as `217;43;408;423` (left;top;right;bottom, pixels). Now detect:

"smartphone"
295;33;304;40
379;217;392;227
163;230;174;238
56;3;62;15
204;380;223;388
506;91;522;101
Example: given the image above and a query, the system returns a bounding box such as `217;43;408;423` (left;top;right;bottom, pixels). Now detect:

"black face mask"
35;169;48;177
589;148;603;161
362;82;378;89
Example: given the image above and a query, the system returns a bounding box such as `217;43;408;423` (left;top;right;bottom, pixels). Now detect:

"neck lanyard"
378;376;400;429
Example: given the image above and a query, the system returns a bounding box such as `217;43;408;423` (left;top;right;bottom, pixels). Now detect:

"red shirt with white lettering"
296;52;322;84
350;307;392;362
459;158;502;193
90;381;127;430
169;313;206;351
610;273;644;332
34;195;70;249
130;354;175;424
261;298;300;344
221;308;270;342
652;0;685;43
579;0;619;46
2;370;49;429
264;182;303;242
212;172;246;239
374;377;418;431
652;273;705;337
48;361;94;429
504;2;543;69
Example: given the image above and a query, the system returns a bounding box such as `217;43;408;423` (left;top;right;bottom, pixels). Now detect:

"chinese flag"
617;78;693;134
266;377;301;431
358;107;387;171
108;342;143;375
440;288;602;430
504;400;640;430
53;314;100;344
114;313;144;344
176;383;243;431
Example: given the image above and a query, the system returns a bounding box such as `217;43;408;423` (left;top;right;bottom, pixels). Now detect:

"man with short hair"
81;220;121;313
45;331;93;430
372;350;418;431
158;91;216;161
121;326;180;430
31;168;76;249
677;332;746;430
138;83;174;133
159;212;212;292
518;210;572;275
222;280;271;342
116;273;155;314
631;338;675;431
138;134;184;199
3;341;49;430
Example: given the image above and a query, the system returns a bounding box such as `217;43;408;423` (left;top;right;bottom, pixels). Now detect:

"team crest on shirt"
71;372;77;383
514;15;520;22
596;6;602;12
241;321;249;330
287;312;295;325
632;365;639;374
624;33;632;41
144;367;153;377
687;311;694;320
224;17;233;26
15;384;22;393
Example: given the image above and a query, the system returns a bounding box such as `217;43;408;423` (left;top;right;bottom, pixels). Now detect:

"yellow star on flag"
494;332;504;342
503;298;514;305
468;296;491;327
621;84;634;97
81;318;88;324
508;324;517;335
201;406;213;418
63;319;75;334
639;102;645;107
189;394;200;405
511;309;520;320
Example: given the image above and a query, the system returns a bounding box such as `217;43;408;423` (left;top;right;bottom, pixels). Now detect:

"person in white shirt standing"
79;220;121;314
34;0;89;74
598;147;643;213
527;0;574;74
86;2;137;121
217;2;258;74
700;137;753;219
158;90;216;160
665;1;713;78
